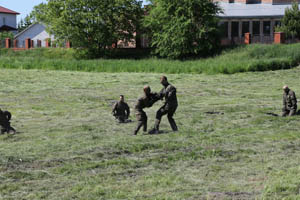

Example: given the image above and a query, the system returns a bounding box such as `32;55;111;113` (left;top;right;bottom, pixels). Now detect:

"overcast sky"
1;0;149;23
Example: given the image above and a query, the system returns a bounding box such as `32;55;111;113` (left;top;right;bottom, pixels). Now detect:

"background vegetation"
1;43;300;74
275;1;300;40
1;68;300;199
143;0;221;59
34;0;143;57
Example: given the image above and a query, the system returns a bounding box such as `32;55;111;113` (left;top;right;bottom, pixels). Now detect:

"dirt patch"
205;111;224;115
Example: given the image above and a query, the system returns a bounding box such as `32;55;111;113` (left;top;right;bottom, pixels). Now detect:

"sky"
1;0;149;23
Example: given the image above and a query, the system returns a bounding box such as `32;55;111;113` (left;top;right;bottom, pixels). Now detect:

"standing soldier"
282;85;297;117
149;76;178;134
0;109;16;134
112;95;130;123
133;86;158;135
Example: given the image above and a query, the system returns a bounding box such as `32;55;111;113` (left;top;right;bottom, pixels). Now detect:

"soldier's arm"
125;103;130;118
291;92;297;109
158;88;165;99
112;102;117;115
282;94;286;109
150;92;161;103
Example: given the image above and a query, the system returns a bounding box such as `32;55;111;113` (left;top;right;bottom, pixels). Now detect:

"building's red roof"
0;6;19;15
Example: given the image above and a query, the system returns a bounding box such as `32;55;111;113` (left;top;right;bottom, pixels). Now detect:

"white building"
14;23;55;48
0;6;19;33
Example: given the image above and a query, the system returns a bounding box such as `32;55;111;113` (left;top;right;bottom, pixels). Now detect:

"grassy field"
1;43;300;74
1;68;300;199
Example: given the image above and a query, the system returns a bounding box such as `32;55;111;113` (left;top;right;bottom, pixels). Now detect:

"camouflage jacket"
135;94;157;112
158;83;178;108
283;89;297;110
112;101;130;118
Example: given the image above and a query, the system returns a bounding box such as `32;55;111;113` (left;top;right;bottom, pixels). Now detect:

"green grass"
1;68;300;199
1;43;300;74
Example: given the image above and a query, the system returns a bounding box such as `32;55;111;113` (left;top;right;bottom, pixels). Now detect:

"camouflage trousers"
134;110;147;135
154;104;178;131
114;115;127;123
282;108;297;117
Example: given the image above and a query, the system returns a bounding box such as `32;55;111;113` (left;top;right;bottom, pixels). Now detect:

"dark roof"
0;6;19;15
0;25;17;32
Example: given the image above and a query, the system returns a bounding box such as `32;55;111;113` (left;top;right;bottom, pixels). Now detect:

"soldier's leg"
282;109;288;117
167;106;178;131
289;109;297;116
154;106;168;131
143;115;148;132
134;120;143;135
119;116;126;123
7;122;16;134
0;120;10;134
0;126;5;134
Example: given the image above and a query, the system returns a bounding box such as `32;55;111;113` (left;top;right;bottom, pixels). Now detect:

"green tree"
143;0;221;59
40;0;143;57
17;15;34;32
278;1;300;40
30;3;49;23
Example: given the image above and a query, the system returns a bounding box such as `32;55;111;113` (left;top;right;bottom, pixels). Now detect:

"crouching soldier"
112;95;130;123
282;85;297;117
133;86;159;135
0;109;16;134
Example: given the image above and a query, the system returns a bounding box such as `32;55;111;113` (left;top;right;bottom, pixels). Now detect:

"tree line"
27;0;221;59
20;0;300;59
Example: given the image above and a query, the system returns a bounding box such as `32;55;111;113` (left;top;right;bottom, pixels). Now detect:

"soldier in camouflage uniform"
149;76;178;134
112;95;130;123
0;109;16;134
282;85;297;117
133;86;159;135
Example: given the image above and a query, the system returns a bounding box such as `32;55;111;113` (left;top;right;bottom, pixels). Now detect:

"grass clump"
1;43;300;74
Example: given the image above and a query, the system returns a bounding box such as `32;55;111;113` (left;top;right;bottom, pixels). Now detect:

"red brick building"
216;0;299;44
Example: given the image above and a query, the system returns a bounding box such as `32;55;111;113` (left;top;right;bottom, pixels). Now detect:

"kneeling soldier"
112;95;130;123
0;109;16;134
282;85;297;117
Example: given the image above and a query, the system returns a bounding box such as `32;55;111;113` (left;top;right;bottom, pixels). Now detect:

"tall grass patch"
0;43;300;74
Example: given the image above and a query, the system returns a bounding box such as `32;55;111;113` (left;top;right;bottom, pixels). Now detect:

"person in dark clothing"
112;95;130;123
133;86;159;135
282;85;297;117
0;109;16;134
149;76;178;134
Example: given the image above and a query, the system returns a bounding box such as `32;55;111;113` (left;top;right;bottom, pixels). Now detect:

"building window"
220;21;228;38
253;21;260;35
231;21;239;37
242;21;250;36
3;17;6;25
263;21;271;35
